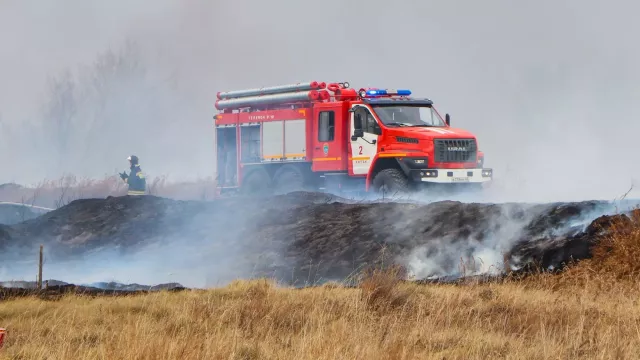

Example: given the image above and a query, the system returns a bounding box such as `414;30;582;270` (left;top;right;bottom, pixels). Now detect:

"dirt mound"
0;192;635;286
280;199;617;280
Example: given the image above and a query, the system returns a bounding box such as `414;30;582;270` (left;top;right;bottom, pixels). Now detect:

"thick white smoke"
0;237;245;289
401;199;640;279
0;197;294;288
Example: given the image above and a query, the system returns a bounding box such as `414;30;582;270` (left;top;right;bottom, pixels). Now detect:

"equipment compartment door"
284;120;306;160
312;104;345;172
262;121;284;161
216;125;239;186
349;105;379;175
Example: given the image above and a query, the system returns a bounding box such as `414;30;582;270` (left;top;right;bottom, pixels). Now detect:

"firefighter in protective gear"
119;155;146;195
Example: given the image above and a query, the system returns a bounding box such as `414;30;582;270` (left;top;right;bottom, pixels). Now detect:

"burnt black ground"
0;192;637;287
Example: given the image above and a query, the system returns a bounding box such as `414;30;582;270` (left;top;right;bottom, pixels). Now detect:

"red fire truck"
213;81;492;196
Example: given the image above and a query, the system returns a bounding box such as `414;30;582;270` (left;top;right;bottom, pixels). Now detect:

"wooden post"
38;244;43;290
503;252;512;276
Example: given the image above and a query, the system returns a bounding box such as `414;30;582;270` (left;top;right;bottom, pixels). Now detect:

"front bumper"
409;168;493;183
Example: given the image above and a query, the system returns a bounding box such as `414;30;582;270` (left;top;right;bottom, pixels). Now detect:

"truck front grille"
434;138;477;163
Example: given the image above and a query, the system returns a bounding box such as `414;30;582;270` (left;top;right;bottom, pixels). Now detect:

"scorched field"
1;181;640;359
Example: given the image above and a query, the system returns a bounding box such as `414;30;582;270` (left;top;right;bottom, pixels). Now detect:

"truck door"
312;104;345;172
349;105;380;175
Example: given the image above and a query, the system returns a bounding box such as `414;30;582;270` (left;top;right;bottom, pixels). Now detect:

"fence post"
38;244;43;290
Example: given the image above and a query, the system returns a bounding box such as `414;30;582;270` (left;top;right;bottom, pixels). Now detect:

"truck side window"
354;112;363;131
365;113;376;133
354;107;369;132
362;110;381;135
318;111;335;142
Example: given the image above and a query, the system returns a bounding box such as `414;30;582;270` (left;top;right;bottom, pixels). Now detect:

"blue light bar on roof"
364;89;412;97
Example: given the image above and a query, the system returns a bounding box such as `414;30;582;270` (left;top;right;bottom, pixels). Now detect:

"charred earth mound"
0;193;637;287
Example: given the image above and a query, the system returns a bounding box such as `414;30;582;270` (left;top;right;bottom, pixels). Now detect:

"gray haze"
4;196;639;288
0;197;293;288
1;0;640;203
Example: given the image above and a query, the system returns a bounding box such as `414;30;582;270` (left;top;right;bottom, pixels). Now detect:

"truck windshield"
372;105;446;127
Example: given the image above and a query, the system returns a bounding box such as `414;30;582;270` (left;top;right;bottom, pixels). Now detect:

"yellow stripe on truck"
285;153;305;158
378;153;407;158
313;157;341;161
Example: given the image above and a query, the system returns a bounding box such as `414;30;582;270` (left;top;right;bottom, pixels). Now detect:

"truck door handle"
315;147;321;150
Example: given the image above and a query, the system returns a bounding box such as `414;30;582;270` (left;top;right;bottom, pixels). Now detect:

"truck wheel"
241;169;272;196
272;165;305;195
371;168;410;196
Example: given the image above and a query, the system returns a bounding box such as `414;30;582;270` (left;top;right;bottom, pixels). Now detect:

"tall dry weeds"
2;276;640;359
587;210;640;279
358;265;413;313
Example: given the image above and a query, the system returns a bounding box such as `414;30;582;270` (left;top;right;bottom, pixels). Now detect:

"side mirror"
445;113;451;126
351;128;364;140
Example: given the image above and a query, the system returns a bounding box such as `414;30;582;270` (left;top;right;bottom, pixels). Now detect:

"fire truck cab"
213;81;492;196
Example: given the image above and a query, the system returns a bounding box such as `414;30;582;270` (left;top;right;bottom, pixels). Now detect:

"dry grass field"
1;273;640;360
2;194;640;359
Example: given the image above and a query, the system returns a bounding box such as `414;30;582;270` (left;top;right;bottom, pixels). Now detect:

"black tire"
371;168;410;196
272;165;305;195
240;168;272;196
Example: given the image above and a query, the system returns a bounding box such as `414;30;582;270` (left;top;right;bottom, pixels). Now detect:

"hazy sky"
1;0;639;202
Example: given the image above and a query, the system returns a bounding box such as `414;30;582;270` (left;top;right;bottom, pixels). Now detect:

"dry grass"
1;275;639;359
